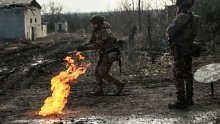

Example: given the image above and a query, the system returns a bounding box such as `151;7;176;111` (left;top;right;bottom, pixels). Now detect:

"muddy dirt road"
0;34;220;124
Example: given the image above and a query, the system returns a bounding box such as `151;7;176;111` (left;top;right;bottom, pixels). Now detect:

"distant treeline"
42;0;220;53
42;0;219;35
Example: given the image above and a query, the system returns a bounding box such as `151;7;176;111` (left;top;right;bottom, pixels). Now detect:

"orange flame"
76;52;85;61
39;53;90;117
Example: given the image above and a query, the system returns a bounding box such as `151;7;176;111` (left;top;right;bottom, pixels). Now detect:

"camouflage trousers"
173;49;193;100
95;52;122;86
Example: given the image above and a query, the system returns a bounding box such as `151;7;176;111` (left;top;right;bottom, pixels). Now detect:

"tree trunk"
147;12;156;64
138;0;142;32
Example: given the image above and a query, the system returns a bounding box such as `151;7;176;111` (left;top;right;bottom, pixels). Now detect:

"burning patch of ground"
0;34;220;123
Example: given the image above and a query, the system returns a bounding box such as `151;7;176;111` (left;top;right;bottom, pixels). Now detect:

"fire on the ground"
39;52;90;116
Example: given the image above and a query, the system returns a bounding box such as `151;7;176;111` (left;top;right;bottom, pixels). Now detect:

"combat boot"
185;78;194;106
168;99;187;109
116;82;125;95
91;84;104;96
186;97;194;105
168;92;187;109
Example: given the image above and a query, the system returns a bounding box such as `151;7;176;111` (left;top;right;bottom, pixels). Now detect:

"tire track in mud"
0;37;85;95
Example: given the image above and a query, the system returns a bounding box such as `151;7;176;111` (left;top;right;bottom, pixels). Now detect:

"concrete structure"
41;22;48;37
55;21;68;33
0;0;47;40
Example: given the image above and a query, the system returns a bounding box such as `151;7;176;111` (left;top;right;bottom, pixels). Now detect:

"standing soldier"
166;0;199;109
77;15;125;96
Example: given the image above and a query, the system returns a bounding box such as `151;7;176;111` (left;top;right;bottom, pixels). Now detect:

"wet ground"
0;34;220;124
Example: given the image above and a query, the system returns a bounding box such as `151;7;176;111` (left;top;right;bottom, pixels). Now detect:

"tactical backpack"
191;14;201;57
169;12;201;57
105;37;124;73
192;42;201;57
191;14;200;38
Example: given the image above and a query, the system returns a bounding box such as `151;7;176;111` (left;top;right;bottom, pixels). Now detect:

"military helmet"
176;0;194;8
90;14;105;24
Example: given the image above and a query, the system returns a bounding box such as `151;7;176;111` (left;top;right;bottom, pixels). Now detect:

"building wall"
24;7;42;40
55;21;68;32
0;7;25;40
41;24;47;37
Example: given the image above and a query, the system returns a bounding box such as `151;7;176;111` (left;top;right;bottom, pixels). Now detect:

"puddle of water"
12;118;105;124
123;111;219;124
5;47;19;50
31;60;44;66
124;117;181;124
11;119;60;124
11;112;220;124
30;56;54;67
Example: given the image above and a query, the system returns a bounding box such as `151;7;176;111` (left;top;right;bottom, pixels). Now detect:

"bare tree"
46;2;64;32
48;2;63;22
147;10;156;64
48;2;56;22
56;3;63;20
170;0;175;5
41;4;48;15
138;0;142;32
132;0;135;11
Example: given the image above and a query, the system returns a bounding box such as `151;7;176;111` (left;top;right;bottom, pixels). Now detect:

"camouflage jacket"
167;11;194;49
85;22;116;55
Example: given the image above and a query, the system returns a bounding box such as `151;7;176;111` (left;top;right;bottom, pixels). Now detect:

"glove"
76;45;87;52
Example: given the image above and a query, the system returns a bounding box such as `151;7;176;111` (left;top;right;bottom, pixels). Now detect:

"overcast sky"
37;0;173;13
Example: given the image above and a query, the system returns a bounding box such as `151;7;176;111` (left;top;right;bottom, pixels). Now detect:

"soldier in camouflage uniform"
166;0;198;109
77;15;125;96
